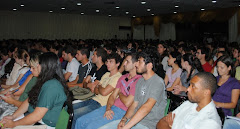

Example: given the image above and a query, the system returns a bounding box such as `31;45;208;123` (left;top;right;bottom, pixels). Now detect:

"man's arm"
64;72;72;81
94;84;115;96
83;75;91;88
124;98;156;128
157;112;174;129
118;92;134;108
106;88;120;110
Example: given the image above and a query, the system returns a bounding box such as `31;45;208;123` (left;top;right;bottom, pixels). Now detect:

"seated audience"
0;52;69;128
75;53;141;129
99;49;167;129
71;53;122;129
157;72;222;129
213;55;240;116
0;48;11;78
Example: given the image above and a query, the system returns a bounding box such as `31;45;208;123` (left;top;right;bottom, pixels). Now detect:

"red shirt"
202;62;212;72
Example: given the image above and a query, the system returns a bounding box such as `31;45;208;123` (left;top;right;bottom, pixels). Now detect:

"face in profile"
123;56;134;72
135;57;147;74
187;76;204;103
217;61;231;76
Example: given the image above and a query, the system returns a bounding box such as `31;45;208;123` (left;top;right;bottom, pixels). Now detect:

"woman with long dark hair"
157;42;169;72
213;55;240;116
173;53;204;95
1;52;70;128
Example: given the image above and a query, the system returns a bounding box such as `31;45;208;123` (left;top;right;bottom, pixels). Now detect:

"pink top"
113;74;142;111
166;67;182;88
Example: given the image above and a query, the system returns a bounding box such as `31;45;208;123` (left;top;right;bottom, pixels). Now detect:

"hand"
2;119;15;128
117;119;126;129
163;112;175;128
104;109;115;120
236;113;240;118
173;85;186;95
2;95;15;104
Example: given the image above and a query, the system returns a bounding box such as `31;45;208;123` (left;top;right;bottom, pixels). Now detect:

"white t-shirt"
65;58;80;82
172;100;221;129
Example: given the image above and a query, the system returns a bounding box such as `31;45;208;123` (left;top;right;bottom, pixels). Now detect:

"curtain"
229;12;238;42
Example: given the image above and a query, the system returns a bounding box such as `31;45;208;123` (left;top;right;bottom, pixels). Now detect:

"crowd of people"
0;38;239;129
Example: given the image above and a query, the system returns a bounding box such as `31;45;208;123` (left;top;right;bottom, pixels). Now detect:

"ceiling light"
81;12;84;15
212;0;217;3
133;15;136;18
77;3;81;6
147;8;151;12
174;11;177;14
96;9;99;12
13;8;17;11
116;6;120;9
108;14;111;17
20;4;24;7
49;10;53;13
175;5;179;8
151;13;154;16
201;8;205;11
61;7;65;10
126;11;129;14
141;1;146;5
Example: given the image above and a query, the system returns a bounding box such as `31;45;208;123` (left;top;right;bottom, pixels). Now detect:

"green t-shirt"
28;79;67;127
19;77;37;102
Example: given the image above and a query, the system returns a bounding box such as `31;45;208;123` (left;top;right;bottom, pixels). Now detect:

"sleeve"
108;74;121;88
176;69;182;78
166;68;171;78
66;62;74;73
37;81;64;110
162;57;169;71
232;79;240;89
148;79;165;104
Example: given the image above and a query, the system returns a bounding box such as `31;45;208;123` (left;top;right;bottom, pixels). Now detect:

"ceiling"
0;0;239;17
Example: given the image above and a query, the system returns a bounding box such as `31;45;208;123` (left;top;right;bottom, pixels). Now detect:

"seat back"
164;99;171;116
55;101;74;129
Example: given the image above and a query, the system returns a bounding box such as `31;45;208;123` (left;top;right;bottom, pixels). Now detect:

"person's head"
181;53;203;72
91;47;107;64
75;47;90;62
123;53;138;72
232;47;239;59
136;47;158;74
217;55;235;77
41;43;50;52
187;72;217;103
168;51;181;67
62;45;76;61
0;49;9;61
29;52;43;77
196;47;209;61
127;42;133;50
157;42;168;56
14;49;30;66
29;52;69;107
106;53;121;72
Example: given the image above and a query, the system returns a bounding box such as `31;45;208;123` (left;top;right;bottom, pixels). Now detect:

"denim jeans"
99;119;149;129
223;118;240;129
75;105;126;129
71;99;101;129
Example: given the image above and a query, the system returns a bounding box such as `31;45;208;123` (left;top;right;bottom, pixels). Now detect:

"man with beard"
100;50;167;129
157;72;221;129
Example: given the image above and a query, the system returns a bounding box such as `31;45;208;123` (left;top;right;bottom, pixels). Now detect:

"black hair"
107;53;121;64
198;47;210;61
217;55;235;77
96;47;107;62
28;52;71;107
157;42;169;62
62;45;76;57
195;72;217;96
127;53;138;63
170;51;182;68
137;46;159;72
182;53;203;82
79;47;90;59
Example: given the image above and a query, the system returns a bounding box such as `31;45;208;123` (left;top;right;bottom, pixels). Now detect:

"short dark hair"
195;72;217;96
198;47;210;60
170;51;182;67
80;47;90;58
129;53;138;63
137;46;159;72
107;53;121;64
96;47;107;62
62;45;76;57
